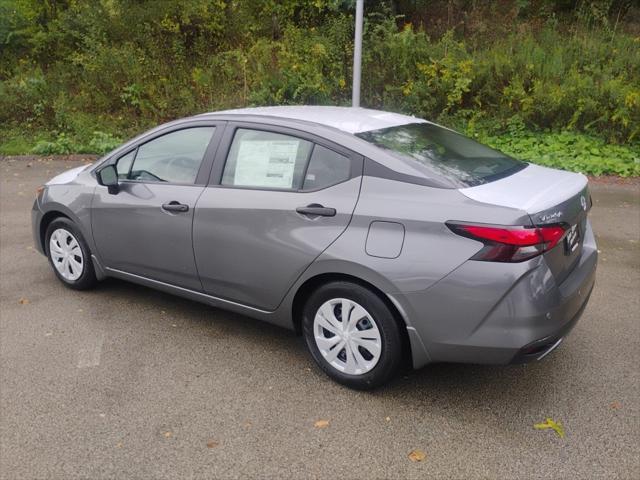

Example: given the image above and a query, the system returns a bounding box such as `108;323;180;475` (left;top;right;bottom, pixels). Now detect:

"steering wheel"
163;156;198;182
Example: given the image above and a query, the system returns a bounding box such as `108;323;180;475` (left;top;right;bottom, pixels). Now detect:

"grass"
0;130;47;156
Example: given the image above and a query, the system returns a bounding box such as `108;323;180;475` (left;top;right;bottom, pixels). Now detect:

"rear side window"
356;123;525;187
222;129;351;191
222;129;312;189
122;127;215;184
303;145;351;190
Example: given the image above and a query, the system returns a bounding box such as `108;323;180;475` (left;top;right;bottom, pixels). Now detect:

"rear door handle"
296;204;336;217
162;201;189;213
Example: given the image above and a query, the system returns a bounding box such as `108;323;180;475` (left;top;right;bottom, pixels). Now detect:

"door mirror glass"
98;165;118;185
97;164;119;193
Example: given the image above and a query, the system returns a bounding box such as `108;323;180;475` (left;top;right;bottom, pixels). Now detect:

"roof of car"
203;106;426;134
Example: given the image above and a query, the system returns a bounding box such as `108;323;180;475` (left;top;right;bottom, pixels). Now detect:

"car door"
92;123;223;290
193;124;363;311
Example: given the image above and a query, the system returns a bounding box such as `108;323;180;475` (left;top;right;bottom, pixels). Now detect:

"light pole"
352;0;364;107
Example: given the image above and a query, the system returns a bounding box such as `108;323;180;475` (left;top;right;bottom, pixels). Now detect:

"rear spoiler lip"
529;184;592;226
458;163;588;214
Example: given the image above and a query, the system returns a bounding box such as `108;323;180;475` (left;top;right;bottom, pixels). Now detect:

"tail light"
447;223;566;262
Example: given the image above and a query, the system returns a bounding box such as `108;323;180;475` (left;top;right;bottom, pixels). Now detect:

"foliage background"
1;0;639;175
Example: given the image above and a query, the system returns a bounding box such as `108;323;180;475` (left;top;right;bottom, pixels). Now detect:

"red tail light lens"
447;223;566;262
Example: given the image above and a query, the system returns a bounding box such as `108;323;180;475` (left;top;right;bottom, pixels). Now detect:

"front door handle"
162;201;189;213
296;203;336;217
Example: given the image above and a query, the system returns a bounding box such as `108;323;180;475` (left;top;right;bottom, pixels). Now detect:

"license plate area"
564;223;581;254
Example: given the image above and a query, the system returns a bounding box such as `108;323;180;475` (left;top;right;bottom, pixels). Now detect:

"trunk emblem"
580;195;587;211
540;211;562;222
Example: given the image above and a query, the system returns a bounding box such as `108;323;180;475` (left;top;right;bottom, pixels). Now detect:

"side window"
222;129;313;189
127;127;215;184
302;145;351;190
116;150;135;179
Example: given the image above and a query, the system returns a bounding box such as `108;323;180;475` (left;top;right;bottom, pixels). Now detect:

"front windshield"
356;123;526;187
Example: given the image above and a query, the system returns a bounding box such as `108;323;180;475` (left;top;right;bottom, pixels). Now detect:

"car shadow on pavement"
96;276;567;414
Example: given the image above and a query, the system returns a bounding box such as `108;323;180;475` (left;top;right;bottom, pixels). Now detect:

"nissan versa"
32;106;597;389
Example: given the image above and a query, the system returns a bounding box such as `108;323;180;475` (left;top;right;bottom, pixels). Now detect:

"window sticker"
234;140;300;188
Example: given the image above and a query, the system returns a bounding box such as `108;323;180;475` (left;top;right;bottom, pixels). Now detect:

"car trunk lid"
458;163;591;282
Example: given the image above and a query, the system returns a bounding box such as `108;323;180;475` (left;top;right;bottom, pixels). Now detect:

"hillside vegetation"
1;0;638;175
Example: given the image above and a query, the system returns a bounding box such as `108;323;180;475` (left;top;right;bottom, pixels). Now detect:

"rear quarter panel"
320;176;532;297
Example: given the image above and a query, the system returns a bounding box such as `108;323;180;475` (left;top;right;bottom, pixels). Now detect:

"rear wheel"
45;217;97;290
302;281;403;390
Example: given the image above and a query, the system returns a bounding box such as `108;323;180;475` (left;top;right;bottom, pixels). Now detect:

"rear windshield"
356;123;526;187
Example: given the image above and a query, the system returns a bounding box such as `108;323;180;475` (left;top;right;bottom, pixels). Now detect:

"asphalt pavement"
1;156;638;479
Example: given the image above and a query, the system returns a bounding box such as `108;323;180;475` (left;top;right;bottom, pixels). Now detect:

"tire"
45;217;97;290
302;281;403;390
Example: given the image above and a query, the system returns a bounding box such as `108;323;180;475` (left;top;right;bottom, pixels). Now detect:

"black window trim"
208;121;363;193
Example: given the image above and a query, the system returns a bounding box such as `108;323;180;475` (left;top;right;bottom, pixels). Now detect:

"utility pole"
352;0;364;107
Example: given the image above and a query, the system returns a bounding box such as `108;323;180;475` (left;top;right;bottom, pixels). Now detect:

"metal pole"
352;0;364;107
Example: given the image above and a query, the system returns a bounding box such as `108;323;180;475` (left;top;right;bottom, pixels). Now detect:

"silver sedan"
32;106;597;389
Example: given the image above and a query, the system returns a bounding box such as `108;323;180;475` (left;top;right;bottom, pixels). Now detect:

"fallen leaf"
163;431;173;438
116;442;123;448
610;401;622;409
206;440;219;449
314;420;330;429
534;418;565;438
385;416;391;422
18;297;29;305
408;449;426;462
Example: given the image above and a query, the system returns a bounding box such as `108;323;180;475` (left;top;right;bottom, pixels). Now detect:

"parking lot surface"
1;156;639;479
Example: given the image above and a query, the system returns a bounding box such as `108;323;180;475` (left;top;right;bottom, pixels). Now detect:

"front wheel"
302;281;403;390
45;217;97;290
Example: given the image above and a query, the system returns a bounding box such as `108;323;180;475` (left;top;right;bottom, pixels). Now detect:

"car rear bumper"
393;220;598;368
509;281;593;364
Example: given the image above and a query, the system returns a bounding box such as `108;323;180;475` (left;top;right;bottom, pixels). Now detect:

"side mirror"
97;165;119;194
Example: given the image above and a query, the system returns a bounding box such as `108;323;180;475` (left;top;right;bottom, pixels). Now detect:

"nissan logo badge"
580;195;587;211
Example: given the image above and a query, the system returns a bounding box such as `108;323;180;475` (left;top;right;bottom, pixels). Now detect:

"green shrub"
86;131;122;154
29;131;122;155
1;0;639;174
474;127;640;177
31;133;77;155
